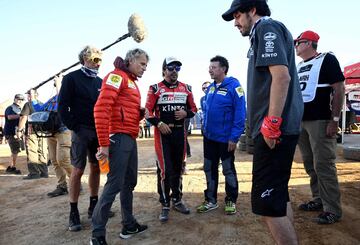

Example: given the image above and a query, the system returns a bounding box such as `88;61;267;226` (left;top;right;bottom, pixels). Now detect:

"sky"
1;0;359;107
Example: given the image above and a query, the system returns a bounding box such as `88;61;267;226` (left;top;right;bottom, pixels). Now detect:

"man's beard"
170;74;178;83
241;13;252;37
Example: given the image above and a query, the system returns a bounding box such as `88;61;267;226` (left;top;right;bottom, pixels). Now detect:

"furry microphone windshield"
128;13;147;43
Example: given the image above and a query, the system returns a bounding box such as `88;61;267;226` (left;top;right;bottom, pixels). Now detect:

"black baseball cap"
222;0;266;21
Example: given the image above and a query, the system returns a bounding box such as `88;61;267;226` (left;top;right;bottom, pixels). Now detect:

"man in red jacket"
90;48;149;245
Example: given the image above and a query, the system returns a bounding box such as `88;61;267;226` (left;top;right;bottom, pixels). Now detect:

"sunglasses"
166;65;181;72
202;87;208;91
91;57;102;64
294;40;308;47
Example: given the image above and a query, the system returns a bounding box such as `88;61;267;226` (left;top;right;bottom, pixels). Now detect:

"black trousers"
154;127;186;206
203;136;238;203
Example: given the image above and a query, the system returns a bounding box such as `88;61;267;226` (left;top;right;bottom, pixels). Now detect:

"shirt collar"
249;16;271;43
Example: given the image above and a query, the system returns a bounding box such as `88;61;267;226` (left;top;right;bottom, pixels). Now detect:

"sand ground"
0;136;359;245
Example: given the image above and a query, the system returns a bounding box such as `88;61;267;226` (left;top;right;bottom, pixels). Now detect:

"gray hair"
124;48;149;66
78;45;102;65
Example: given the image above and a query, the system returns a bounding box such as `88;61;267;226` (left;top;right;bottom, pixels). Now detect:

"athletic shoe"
68;211;81;231
173;201;190;214
5;166;12;173
47;185;68;198
159;207;170;222
12;168;21;174
314;212;340;224
6;166;21;174
119;222;148;239
299;201;323;211
225;200;236;215
90;236;107;245
197;201;218;213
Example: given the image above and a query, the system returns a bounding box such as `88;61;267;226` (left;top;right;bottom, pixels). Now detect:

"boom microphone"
128;13;147;43
31;13;147;91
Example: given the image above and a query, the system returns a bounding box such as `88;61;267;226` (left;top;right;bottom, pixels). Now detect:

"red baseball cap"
294;30;320;42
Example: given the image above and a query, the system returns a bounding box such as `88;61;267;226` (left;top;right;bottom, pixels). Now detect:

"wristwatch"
157;121;164;128
332;116;340;122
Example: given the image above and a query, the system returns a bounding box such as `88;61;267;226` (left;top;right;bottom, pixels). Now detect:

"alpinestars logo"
261;188;274;198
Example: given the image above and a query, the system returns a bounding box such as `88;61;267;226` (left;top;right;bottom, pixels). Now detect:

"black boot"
6;166;21;174
38;163;48;178
47;185;68;197
23;163;40;180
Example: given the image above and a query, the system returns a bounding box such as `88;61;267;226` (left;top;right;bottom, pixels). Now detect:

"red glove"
260;116;283;139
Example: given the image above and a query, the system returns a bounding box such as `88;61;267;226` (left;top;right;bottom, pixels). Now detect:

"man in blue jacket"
197;55;246;215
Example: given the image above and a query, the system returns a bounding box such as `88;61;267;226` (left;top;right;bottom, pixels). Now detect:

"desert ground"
0;135;359;245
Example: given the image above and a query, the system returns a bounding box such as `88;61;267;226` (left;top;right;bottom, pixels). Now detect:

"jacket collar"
162;79;178;89
113;56;137;81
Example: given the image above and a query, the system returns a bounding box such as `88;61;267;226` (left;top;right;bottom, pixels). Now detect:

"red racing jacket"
145;80;197;127
94;64;141;146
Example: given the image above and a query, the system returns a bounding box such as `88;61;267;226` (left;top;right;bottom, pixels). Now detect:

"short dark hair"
26;88;38;96
210;55;229;74
311;42;318;50
239;1;271;16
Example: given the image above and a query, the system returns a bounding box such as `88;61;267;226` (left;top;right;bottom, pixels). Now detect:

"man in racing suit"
145;57;197;223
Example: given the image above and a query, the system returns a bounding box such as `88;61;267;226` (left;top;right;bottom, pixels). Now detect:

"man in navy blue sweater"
58;45;113;232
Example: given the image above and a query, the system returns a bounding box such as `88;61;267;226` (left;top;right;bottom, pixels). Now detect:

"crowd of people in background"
1;0;348;244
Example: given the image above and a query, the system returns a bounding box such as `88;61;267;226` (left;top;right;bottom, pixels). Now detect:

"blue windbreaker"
203;76;246;143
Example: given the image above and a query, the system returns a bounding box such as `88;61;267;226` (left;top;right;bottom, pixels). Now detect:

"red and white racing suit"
145;80;197;207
